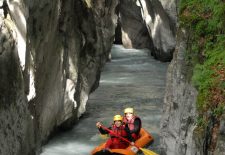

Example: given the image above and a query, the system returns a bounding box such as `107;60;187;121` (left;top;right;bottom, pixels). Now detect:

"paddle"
100;125;158;155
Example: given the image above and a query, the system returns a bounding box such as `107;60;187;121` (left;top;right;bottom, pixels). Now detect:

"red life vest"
110;124;128;137
105;124;129;149
123;116;141;140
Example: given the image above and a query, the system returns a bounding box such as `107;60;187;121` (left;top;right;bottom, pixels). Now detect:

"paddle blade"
139;148;158;155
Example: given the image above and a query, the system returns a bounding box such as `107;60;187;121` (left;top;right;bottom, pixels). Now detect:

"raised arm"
96;122;111;134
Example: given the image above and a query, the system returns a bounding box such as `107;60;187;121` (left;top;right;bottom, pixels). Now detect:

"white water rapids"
41;45;168;155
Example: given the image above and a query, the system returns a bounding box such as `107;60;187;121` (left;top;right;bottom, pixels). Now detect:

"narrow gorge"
0;0;224;155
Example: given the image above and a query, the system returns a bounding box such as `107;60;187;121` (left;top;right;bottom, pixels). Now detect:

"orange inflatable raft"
91;128;153;155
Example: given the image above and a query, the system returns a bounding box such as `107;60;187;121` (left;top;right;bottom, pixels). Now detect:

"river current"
41;45;168;155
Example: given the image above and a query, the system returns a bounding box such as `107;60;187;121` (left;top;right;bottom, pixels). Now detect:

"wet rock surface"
41;45;168;155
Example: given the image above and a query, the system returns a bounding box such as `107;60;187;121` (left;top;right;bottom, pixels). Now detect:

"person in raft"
96;115;134;149
123;107;142;141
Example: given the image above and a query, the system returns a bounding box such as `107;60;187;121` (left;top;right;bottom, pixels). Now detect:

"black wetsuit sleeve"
98;126;111;134
125;124;134;142
130;118;141;134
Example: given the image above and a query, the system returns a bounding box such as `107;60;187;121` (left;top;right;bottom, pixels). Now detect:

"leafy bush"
179;0;225;127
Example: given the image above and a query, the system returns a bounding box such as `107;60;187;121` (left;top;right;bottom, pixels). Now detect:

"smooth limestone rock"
25;0;119;145
117;0;176;61
158;0;179;27
119;0;153;49
1;0;118;154
138;0;176;61
0;19;35;155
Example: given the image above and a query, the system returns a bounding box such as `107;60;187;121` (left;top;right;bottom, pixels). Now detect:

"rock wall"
26;0;119;146
160;17;225;155
117;0;176;61
118;0;153;49
138;0;176;61
158;0;179;27
214;117;225;154
160;27;198;155
0;0;118;154
0;18;35;155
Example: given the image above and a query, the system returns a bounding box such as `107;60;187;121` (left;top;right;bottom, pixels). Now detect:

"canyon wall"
160;28;199;155
0;18;35;154
160;0;225;153
0;0;118;154
3;1;223;155
117;0;176;61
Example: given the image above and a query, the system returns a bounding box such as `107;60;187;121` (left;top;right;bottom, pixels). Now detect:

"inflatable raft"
91;128;153;155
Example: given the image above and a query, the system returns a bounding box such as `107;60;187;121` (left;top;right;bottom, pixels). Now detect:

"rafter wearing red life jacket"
123;116;142;140
96;115;134;149
104;124;131;149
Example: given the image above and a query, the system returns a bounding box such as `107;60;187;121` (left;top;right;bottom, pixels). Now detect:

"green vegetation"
179;0;225;127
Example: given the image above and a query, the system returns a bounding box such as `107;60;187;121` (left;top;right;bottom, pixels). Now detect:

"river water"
41;45;168;155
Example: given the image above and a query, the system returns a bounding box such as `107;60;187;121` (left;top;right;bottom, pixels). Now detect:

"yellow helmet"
113;115;123;121
124;107;134;114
